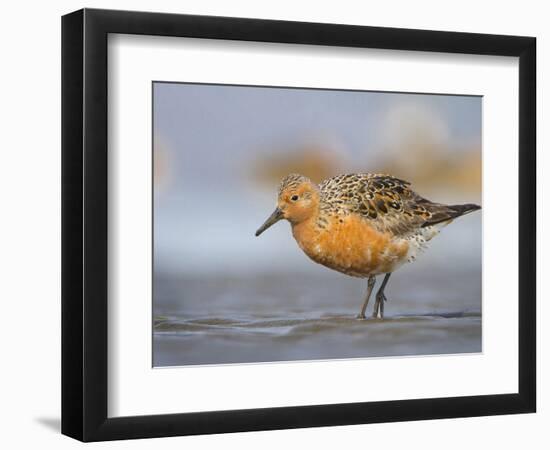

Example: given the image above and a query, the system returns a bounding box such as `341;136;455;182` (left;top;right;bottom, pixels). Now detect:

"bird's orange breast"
291;214;409;277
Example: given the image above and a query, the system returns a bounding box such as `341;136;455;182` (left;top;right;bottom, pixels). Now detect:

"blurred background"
153;82;482;367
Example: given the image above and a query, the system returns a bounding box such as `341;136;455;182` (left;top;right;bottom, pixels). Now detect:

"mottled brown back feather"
318;173;480;236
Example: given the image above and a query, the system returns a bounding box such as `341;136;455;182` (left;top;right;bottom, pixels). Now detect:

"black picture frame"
61;8;536;442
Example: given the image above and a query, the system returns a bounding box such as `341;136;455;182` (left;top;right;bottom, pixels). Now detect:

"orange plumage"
292;214;409;277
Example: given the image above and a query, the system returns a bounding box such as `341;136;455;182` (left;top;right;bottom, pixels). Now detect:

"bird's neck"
291;210;321;250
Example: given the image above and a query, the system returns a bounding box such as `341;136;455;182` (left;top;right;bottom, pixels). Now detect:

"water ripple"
154;311;481;336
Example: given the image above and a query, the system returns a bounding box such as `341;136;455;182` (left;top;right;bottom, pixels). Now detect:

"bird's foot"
371;294;388;319
378;293;387;319
356;313;367;320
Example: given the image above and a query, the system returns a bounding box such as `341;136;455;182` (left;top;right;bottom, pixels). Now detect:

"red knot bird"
255;173;481;319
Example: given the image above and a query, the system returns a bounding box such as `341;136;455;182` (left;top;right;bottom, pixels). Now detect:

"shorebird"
255;173;481;319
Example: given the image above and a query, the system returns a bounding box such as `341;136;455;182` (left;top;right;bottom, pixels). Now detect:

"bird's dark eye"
291;195;299;201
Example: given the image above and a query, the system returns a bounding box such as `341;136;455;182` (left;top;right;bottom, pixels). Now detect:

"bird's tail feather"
449;203;482;216
421;203;481;228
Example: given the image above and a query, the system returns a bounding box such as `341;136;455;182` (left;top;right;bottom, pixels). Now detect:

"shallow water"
153;267;481;367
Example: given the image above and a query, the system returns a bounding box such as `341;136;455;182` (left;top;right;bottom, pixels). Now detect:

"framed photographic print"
61;8;536;442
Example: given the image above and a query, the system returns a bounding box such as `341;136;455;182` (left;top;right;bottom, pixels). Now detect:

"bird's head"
255;173;320;237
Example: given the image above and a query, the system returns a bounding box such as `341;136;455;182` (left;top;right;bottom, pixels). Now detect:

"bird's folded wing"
322;173;456;236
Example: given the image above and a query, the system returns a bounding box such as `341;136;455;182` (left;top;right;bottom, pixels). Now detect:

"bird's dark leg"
372;273;392;319
356;276;376;320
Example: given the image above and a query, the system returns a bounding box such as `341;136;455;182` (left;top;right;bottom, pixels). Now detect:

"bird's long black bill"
255;208;283;237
